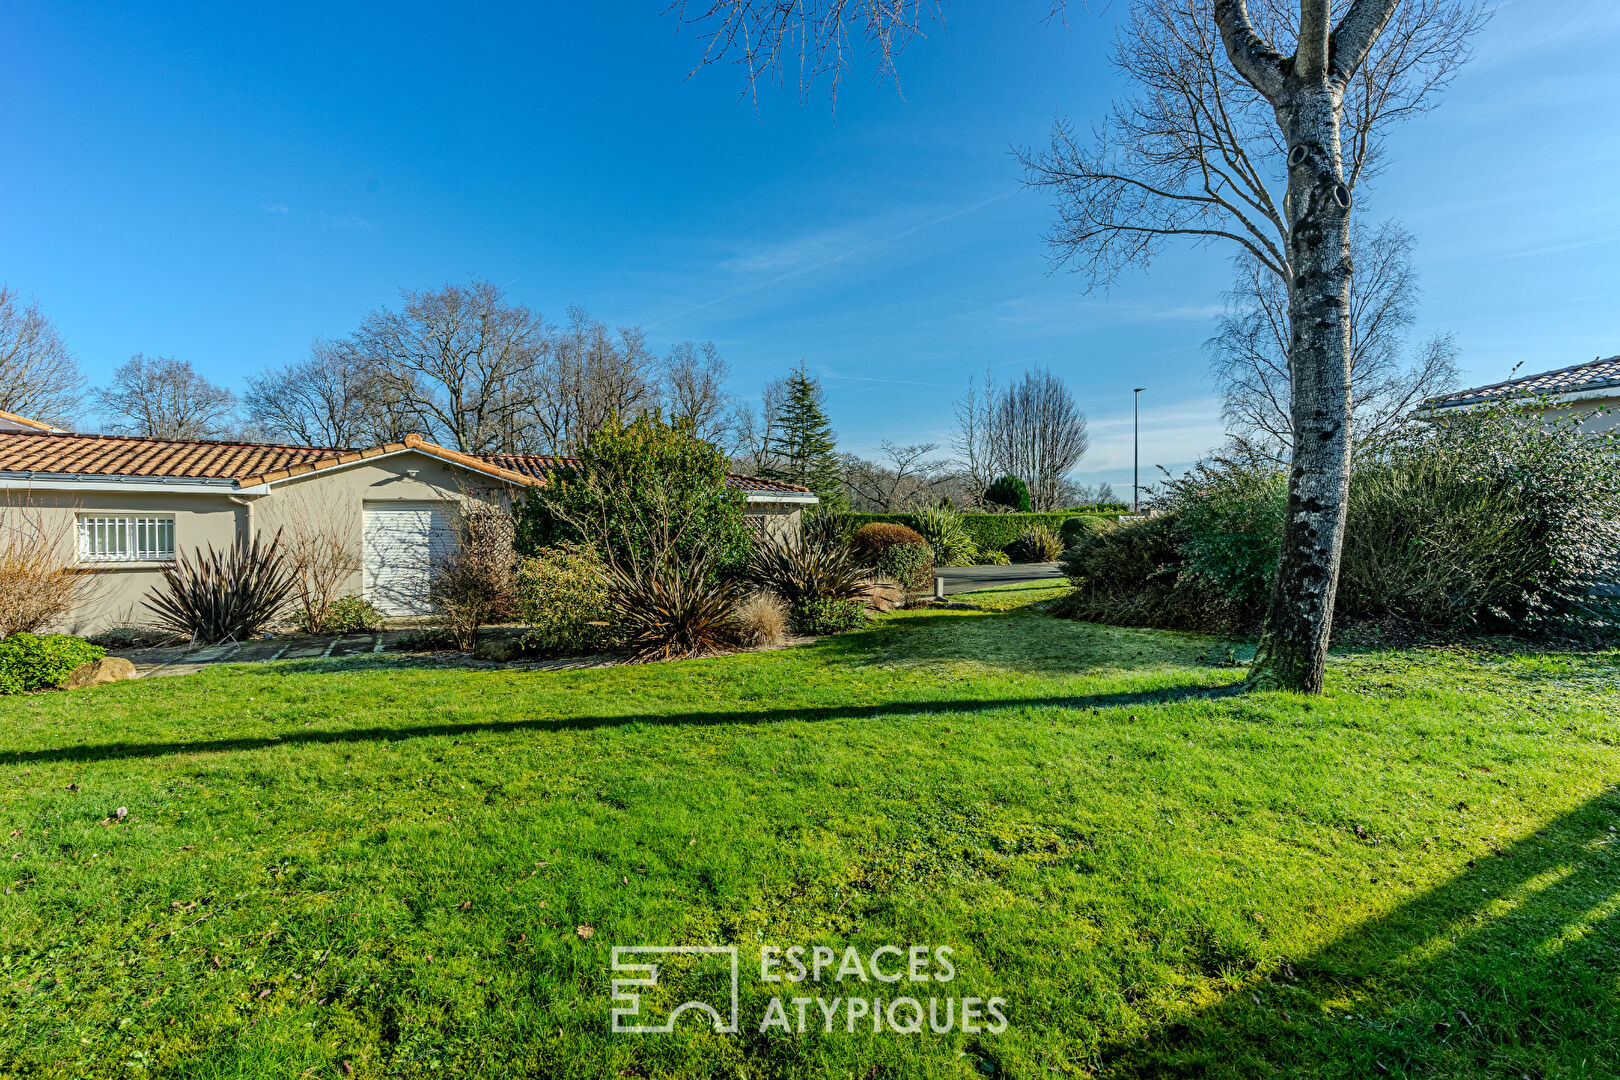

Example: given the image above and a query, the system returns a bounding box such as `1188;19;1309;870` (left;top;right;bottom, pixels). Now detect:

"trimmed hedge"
847;512;1117;555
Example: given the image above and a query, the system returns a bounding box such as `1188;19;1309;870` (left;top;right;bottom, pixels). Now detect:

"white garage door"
363;501;456;616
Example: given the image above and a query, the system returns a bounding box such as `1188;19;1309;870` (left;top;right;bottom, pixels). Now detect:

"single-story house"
1417;353;1620;432
0;426;815;633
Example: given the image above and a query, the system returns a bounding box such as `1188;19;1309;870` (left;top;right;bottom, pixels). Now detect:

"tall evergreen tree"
763;364;842;503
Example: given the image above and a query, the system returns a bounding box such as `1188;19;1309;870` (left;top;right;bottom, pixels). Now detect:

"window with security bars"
77;515;176;562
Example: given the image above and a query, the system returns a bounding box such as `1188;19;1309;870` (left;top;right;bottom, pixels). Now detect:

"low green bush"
0;632;105;695
790;597;867;635
1059;514;1113;550
847;512;1104;556
973;548;1012;566
294;595;386;634
514;544;615;656
874;541;934;592
1057;402;1620;636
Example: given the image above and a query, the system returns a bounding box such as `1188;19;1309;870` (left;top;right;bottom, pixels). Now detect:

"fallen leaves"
576;924;594;940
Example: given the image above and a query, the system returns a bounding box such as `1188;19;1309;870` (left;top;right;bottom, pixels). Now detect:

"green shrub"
973;548;1011;566
1007;525;1063;563
518;414;753;578
849;522;927;560
790;597;867;635
875;541;934;592
0;632;105;695
846;512;1097;555
849;524;933;591
909;503;978;566
514;544;615;655
1168;464;1287;609
1338;403;1620;630
1055;516;1241;632
984;475;1031;512
1059;515;1113;550
294;594;386;634
1058;402;1620;636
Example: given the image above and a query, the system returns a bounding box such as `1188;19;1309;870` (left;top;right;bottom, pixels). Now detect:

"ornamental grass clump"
909;502;978;566
1007;525;1063;564
143;531;296;645
607;549;743;662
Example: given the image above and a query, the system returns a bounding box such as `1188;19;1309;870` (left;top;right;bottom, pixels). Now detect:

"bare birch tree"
0;287;85;428
1209;218;1459;463
1020;0;1484;690
96;354;239;440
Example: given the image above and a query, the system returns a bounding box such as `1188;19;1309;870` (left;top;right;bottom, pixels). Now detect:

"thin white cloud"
645;190;1015;330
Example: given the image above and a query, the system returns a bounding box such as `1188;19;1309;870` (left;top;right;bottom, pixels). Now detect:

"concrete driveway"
935;563;1064;596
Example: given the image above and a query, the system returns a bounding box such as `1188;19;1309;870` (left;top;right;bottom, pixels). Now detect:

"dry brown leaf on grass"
576;924;594;939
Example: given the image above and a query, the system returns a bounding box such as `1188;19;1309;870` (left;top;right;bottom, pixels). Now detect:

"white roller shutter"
363;501;456;616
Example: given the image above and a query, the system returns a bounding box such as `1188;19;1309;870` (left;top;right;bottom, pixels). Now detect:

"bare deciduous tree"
954;368;1090;512
1019;0;1484;691
840;441;950;511
670;0;942;103
660;340;735;447
96;354;239;440
728;376;789;476
529;305;658;455
1210;218;1458;463
244;338;374;447
0;286;85;428
353;278;549;454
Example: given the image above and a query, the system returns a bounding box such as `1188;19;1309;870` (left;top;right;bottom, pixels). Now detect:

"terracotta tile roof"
475;452;813;495
0;429;815;496
1423;354;1620;410
0;430;348;481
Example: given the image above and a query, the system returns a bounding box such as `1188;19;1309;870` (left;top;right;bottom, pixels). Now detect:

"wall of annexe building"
3;449;804;635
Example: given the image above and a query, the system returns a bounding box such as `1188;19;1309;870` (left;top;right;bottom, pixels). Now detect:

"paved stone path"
120;630;418;677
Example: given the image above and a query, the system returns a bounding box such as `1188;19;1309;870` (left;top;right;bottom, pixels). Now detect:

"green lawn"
2;592;1618;1079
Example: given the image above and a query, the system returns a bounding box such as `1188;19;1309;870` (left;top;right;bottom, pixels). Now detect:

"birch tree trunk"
1212;0;1400;692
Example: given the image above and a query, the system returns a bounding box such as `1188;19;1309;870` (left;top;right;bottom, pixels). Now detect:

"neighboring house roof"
0;409;69;433
0;429;814;498
1421;354;1620;411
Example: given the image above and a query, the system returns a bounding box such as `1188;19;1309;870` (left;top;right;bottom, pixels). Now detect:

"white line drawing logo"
611;946;739;1034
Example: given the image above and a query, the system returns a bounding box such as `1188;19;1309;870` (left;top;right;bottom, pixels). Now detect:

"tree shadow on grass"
1;683;1246;768
1100;788;1620;1079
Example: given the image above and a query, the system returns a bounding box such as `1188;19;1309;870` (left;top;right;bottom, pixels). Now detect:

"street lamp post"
1133;387;1146;513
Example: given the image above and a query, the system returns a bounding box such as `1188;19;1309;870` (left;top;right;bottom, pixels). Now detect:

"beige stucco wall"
5;449;503;635
1538;395;1620;434
7;450;806;635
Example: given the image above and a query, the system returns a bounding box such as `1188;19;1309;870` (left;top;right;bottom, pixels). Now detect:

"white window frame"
77;514;176;564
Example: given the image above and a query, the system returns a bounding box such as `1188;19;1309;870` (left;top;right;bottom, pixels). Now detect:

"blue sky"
3;1;1617;487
